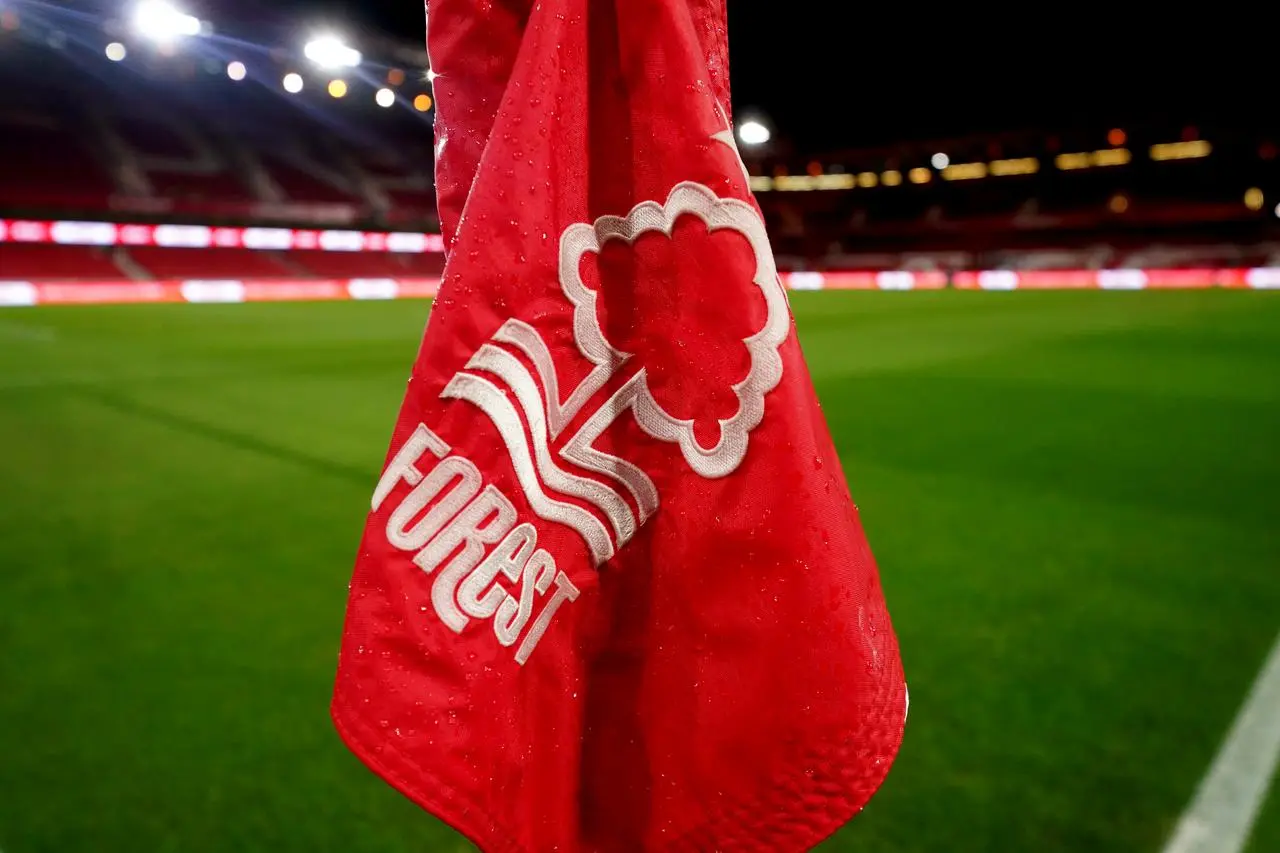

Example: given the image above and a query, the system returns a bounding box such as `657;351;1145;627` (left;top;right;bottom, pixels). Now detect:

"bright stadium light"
737;120;770;146
282;72;304;94
304;35;361;69
227;60;246;81
375;87;396;108
133;0;200;42
931;152;950;169
105;41;127;61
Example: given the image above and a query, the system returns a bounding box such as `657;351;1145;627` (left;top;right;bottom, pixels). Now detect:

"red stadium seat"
398;253;446;277
289;251;416;278
265;163;364;205
0;244;124;280
0;125;115;210
125;248;296;279
146;172;255;205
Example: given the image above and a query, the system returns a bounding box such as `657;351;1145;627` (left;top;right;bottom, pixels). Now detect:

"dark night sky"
210;1;1269;150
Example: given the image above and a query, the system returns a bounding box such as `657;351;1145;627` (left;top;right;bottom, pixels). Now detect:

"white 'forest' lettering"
372;423;580;665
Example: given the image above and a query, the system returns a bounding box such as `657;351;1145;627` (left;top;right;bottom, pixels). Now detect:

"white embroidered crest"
441;180;790;566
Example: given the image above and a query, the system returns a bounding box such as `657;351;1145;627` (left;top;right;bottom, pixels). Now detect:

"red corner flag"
331;1;907;850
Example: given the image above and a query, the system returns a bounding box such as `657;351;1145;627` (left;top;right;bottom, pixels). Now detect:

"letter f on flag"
332;2;908;851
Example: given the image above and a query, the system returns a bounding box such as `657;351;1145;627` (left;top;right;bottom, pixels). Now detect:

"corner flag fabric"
331;1;908;850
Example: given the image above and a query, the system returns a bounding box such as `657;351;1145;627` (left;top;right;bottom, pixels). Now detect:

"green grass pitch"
1;291;1278;853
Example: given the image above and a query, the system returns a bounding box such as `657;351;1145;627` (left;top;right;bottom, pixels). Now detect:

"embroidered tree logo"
559;181;790;477
444;181;791;564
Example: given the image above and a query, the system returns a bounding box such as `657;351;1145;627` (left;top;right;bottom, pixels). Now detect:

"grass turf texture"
1;292;1277;853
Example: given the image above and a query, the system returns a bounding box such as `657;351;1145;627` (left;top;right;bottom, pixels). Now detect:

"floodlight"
304;35;361;69
931;152;949;169
375;87;396;108
227;61;246;81
133;0;200;42
105;42;127;61
737;120;770;146
283;72;304;94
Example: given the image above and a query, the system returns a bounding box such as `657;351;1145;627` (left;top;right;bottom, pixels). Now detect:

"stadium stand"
289;250;435;278
0;244;125;280
1;8;1277;290
125;247;297;279
0;85;116;211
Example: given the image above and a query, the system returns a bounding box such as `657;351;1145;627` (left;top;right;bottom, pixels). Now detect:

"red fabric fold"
334;3;906;850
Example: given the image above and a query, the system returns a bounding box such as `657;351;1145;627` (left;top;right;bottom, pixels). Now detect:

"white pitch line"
1162;629;1280;853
